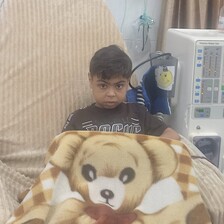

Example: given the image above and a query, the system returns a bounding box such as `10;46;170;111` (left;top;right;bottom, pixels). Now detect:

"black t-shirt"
62;103;168;136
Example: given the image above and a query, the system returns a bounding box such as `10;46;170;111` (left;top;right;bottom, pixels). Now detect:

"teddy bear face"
49;132;177;215
68;135;154;212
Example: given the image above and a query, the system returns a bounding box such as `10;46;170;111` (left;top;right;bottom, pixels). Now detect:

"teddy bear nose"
101;189;114;200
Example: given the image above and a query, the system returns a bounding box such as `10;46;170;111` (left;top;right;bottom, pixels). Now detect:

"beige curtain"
157;0;224;50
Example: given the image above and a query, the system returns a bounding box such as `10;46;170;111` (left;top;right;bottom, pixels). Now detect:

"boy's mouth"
104;101;118;108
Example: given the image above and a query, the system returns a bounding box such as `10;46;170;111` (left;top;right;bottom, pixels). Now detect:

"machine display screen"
194;107;210;118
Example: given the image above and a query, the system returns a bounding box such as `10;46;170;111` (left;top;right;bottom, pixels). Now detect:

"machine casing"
165;29;224;172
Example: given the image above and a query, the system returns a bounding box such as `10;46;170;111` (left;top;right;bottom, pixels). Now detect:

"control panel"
192;40;224;119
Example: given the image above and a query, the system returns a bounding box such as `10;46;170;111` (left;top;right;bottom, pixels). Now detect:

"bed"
0;0;224;223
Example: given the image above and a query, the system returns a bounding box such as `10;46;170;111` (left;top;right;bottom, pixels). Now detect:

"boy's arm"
160;127;180;140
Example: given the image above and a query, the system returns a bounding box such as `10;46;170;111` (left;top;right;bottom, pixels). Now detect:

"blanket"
6;131;211;224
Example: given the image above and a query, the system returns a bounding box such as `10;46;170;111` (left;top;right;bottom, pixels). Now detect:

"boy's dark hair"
89;45;132;79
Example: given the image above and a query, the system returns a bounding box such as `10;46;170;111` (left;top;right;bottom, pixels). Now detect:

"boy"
62;45;179;140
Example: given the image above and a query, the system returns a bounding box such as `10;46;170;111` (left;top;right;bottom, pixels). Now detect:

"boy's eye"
115;83;124;89
98;84;107;89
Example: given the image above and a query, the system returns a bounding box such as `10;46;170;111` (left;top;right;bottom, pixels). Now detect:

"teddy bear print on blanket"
7;131;211;224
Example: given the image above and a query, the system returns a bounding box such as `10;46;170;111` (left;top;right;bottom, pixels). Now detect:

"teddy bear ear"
45;131;86;170
141;138;178;182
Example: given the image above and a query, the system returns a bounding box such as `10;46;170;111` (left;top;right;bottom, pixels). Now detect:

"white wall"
104;0;162;79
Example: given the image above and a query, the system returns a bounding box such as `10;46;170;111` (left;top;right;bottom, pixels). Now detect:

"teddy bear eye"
119;167;135;184
82;164;96;182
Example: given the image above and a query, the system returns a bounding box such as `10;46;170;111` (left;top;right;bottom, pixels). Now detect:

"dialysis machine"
165;29;224;173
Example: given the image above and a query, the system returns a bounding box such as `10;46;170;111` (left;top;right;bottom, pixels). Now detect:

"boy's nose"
106;87;116;96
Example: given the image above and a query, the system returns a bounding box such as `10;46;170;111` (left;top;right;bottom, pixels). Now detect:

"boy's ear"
88;73;93;88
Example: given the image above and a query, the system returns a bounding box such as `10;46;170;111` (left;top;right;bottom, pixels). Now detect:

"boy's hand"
160;127;180;140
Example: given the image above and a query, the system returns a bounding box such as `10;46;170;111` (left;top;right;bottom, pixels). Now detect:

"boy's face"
89;74;130;109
